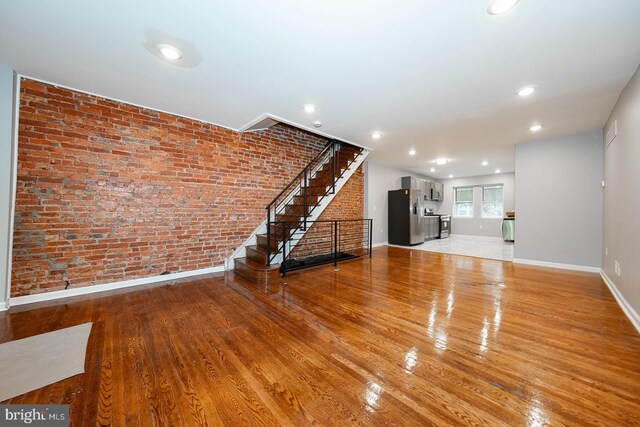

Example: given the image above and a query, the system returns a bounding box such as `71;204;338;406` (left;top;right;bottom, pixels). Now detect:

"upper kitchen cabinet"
430;182;443;201
401;176;444;201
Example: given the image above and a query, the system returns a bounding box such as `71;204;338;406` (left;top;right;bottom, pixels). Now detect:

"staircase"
232;140;368;283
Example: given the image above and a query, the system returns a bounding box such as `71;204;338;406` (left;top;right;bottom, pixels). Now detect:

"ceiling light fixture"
518;86;536;97
313;121;322;128
158;44;182;61
482;161;489;166
409;149;416;156
372;131;383;140
487;0;520;15
304;104;316;113
430;168;436;173
530;124;542;132
449;174;454;179
435;158;448;166
495;169;501;174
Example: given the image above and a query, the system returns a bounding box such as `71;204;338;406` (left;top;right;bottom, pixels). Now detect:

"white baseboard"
512;258;601;273
600;270;640;334
8;265;225;308
0;301;6;312
372;242;388;248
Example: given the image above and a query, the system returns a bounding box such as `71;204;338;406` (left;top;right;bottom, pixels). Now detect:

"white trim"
232;149;370;266
270;149;369;265
600;270;640;334
238;113;373;151
0;301;6;312
9;265;225;308
512;258;601;273
4;73;20;309
372;242;388;248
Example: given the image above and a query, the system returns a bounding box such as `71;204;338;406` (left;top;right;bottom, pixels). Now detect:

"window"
454;187;474;218
482;185;504;218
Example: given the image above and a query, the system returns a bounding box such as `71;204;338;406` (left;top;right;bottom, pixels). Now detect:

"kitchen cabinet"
431;182;443;201
425;216;439;240
401;176;444;202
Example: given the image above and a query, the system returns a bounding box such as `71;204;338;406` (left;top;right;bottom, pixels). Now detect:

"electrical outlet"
380;228;383;234
614;261;621;277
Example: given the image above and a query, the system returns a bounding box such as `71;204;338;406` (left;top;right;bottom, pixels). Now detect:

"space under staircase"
232;140;369;283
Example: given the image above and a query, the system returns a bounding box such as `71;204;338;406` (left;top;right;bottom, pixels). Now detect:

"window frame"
481;184;504;219
453;186;474;218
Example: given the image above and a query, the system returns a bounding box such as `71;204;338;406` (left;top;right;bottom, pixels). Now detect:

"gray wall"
439;173;515;237
603;65;640;315
0;66;17;308
364;161;440;244
514;130;603;268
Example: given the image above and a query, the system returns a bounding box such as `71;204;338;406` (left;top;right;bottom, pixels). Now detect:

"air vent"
606;120;617;147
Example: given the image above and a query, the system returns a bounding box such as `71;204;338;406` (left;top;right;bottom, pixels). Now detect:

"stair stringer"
228;149;369;270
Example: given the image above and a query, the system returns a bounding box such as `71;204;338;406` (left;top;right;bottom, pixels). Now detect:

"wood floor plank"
1;246;639;425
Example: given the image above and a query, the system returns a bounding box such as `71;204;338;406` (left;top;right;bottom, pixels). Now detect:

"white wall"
439;173;515;237
0;66;17;309
603;65;640;319
364;161;439;244
514;130;603;268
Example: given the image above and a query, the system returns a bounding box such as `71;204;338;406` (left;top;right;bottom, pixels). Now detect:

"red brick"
12;78;335;296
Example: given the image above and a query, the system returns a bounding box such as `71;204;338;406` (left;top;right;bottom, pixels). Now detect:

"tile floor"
389;234;514;261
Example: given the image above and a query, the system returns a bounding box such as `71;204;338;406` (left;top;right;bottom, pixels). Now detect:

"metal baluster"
331;143;336;194
333;220;338;271
266;207;271;266
369;219;373;258
282;222;287;278
303;170;307;231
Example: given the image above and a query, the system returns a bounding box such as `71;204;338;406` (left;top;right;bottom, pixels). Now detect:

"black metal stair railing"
265;140;360;267
273;219;373;276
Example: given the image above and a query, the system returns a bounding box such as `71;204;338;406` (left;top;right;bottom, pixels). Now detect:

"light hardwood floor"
1;246;639;425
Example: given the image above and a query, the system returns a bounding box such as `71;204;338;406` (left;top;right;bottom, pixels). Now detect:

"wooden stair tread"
234;257;279;271
235;143;364;285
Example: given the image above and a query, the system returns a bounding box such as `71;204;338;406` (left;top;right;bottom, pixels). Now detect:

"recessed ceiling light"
409;149;416;156
449;174;454;179
435;158;448;166
372;131;383;140
304;104;316;113
430;168;436;173
530;124;542;132
495;169;501;174
313;121;322;128
518;86;535;97
158;44;182;61
487;0;520;15
482;161;489;166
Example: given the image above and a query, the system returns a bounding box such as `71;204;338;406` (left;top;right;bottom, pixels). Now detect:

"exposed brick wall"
290;165;365;258
315;165;364;221
12;78;331;296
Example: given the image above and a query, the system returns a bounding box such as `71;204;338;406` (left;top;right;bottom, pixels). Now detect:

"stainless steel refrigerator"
388;189;426;246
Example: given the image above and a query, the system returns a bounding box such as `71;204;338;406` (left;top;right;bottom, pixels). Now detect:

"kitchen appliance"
428;182;443;201
502;217;515;242
438;215;451;239
426;213;451;239
388;189;426;246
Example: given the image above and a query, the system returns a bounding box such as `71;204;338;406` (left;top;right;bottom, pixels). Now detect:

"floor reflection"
364;381;383;413
404;347;418;373
526;398;549;427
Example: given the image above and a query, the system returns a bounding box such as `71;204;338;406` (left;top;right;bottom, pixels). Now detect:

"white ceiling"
1;0;639;179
